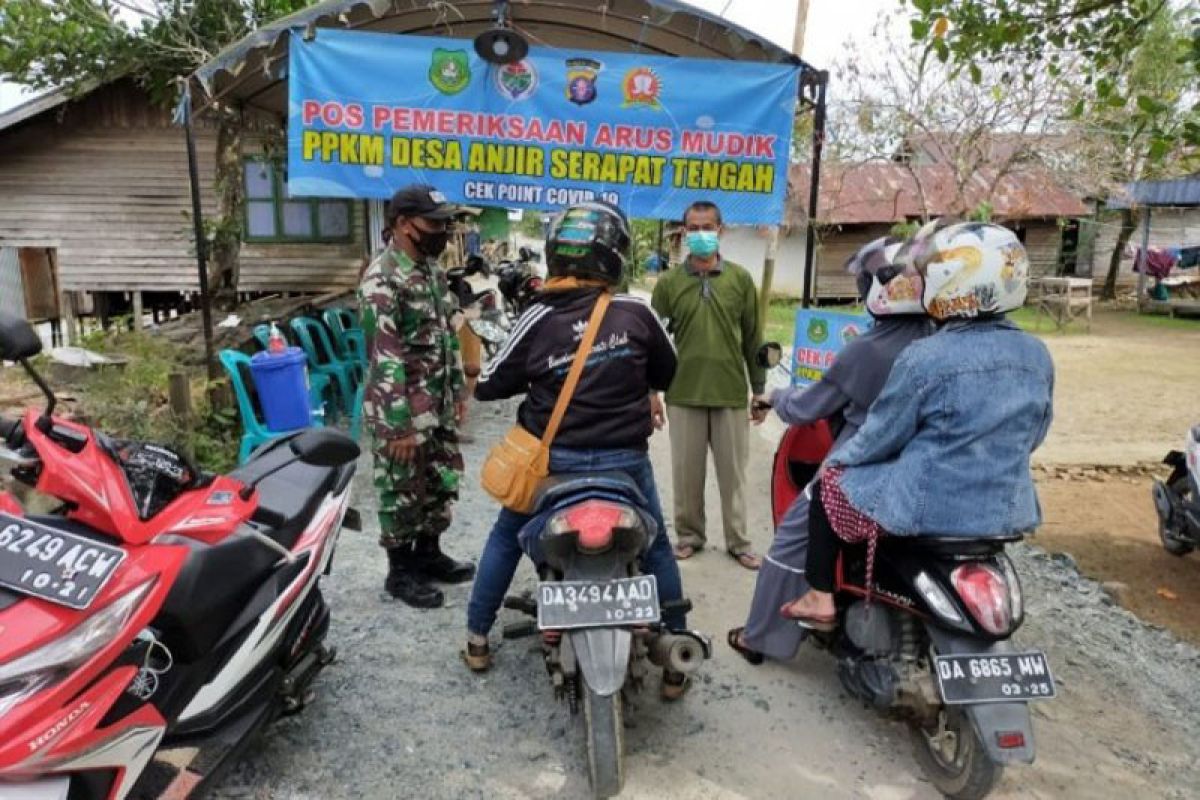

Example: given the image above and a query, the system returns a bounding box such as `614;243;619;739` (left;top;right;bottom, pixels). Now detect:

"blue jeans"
466;447;687;636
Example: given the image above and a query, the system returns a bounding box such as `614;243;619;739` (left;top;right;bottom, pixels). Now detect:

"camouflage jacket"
358;246;464;444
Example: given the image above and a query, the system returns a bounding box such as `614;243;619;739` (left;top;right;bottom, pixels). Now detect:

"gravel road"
211;401;1200;799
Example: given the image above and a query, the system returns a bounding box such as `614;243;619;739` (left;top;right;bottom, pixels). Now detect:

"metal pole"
801;71;827;309
1136;205;1152;308
183;108;218;381
655;219;664;269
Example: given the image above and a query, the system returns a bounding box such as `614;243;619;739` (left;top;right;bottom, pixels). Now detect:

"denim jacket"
828;319;1054;538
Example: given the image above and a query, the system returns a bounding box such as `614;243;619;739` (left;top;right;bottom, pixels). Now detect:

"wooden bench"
1032;277;1093;332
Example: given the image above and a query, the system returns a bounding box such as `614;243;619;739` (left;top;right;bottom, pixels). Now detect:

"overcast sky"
0;0;900;114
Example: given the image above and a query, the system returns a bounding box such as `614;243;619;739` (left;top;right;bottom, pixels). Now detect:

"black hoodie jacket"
475;287;676;451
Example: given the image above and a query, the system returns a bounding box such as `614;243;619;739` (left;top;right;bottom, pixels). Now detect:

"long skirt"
741;485;812;661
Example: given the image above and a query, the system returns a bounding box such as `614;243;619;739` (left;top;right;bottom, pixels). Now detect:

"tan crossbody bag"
480;293;611;513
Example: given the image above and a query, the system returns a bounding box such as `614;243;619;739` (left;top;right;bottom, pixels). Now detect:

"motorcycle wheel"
910;708;1001;800
1158;477;1195;556
583;686;625;799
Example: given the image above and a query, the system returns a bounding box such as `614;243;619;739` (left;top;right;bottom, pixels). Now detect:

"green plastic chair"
323;307;368;369
252;324;336;424
219;349;317;465
290;317;360;420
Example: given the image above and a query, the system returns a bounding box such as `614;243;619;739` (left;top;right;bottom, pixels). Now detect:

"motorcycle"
502;475;710;799
446;254;509;358
1153;424;1200;556
0;311;360;799
496;247;544;318
761;343;1054;800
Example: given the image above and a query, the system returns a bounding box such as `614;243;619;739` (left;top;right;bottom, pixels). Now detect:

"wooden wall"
1082;207;1200;289
0;81;366;295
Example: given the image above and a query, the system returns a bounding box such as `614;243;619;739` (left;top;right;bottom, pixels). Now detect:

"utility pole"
757;0;810;336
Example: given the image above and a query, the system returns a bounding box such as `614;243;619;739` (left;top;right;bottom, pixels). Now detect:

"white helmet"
910;222;1029;320
846;236;926;318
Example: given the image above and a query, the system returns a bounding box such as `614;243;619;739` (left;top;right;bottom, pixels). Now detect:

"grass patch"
763;297;863;345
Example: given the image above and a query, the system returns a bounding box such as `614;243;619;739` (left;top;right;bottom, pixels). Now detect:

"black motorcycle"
496;247;544;317
1153;425;1200;556
446;254;508;357
503;475;710;799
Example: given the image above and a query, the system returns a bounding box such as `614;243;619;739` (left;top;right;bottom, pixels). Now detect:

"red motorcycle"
0;312;359;800
772;418;1053;800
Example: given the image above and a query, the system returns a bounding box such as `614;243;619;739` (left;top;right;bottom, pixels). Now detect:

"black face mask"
407;224;449;258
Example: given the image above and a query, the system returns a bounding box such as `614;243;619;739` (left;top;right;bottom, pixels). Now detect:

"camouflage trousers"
373;427;464;549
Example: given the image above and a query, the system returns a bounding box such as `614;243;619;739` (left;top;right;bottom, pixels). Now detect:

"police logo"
565;57;602;105
495;59;538;101
429;48;471;95
621;67;662;110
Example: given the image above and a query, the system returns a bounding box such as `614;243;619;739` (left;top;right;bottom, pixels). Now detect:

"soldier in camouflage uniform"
359;184;476;608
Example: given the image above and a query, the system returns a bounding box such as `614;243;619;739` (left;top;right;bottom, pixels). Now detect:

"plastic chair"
219;349;318;465
290;317;360;422
323;308;368;368
252;323;336;424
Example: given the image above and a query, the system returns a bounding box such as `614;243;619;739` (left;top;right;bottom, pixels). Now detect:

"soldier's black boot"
385;545;445;608
411;536;476;584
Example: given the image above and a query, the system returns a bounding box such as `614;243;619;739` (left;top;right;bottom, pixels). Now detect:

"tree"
904;0;1200;153
0;0;311;303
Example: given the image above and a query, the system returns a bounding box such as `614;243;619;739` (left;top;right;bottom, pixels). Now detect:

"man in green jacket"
651;201;767;570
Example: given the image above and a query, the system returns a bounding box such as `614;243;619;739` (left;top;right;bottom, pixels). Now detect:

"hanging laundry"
1131;246;1177;279
1176;245;1200;269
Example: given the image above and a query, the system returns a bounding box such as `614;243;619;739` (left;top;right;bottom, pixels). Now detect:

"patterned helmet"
545;201;631;285
845;236;926;318
909;221;1030;320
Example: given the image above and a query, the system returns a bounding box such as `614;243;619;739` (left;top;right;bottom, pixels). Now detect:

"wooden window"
243;159;353;243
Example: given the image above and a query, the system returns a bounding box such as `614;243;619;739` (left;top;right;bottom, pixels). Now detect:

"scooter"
496;247;544;317
447;254;509;358
762;344;1054;800
0;311;360;799
1153;425;1200;556
502;475;710;799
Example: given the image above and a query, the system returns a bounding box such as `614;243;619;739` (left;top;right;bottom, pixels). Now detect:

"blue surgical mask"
686;230;720;257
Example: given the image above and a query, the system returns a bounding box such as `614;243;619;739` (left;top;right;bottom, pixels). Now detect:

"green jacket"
651;257;765;408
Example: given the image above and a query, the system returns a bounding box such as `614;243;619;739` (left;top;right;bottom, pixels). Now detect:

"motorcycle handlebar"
0;416;18;443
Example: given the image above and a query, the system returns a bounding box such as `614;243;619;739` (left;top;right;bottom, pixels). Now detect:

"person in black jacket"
463;202;689;699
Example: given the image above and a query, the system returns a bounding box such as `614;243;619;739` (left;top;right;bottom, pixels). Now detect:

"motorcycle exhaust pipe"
647;633;705;675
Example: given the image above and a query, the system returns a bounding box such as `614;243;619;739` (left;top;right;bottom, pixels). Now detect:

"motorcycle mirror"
0;311;43;361
289;429;361;468
756;342;784;369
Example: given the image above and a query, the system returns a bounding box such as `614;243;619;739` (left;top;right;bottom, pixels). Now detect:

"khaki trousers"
666;404;751;555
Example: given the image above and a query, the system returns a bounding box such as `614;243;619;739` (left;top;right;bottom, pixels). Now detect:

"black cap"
386;183;456;221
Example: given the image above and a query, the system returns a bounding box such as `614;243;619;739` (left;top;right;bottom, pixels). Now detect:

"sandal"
661;669;692;701
726;627;764;665
779;599;837;632
673;543;700;560
729;551;762;571
461;640;492;673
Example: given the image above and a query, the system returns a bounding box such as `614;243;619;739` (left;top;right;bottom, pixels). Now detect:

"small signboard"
790;309;872;387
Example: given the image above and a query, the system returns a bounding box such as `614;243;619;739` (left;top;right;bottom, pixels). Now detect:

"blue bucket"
250;347;312;431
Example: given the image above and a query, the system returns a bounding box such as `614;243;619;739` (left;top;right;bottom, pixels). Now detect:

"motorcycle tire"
583;686;625;799
1158;476;1195;556
909;708;1001;800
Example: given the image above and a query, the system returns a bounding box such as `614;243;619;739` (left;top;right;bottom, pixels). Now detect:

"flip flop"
673;543;700;560
661;670;692;701
728;551;762;571
779;600;837;632
461;641;492;673
726;627;764;666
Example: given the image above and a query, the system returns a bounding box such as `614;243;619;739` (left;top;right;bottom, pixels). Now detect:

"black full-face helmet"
545;201;631;285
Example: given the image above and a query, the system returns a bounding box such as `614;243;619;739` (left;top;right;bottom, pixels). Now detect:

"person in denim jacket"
782;221;1055;629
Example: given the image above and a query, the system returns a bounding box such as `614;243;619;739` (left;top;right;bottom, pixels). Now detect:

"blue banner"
791;310;873;387
287;29;800;224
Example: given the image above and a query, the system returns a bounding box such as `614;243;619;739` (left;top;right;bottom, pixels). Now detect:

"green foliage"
890;220;921;238
72;329;239;473
517;210;545;239
905;0;1200;154
967;201;994;222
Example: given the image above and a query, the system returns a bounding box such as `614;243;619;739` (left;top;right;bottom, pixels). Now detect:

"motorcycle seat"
231;439;354;550
882;533;1022;556
533;472;646;515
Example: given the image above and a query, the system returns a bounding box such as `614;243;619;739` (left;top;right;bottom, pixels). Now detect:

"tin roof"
1106;175;1200;209
790;162;1089;225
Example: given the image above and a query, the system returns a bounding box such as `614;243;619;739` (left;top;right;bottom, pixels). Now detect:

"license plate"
934;651;1057;704
0;513;125;610
537;575;659;630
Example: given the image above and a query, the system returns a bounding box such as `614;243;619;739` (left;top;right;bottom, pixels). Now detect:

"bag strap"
541;292;611;447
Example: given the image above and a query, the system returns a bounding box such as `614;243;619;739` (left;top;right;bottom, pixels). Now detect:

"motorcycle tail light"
951;563;1013;636
547;500;639;553
996;731;1026;749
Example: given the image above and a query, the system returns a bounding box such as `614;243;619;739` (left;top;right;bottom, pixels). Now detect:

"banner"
791;310;872;387
287;29;800;224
